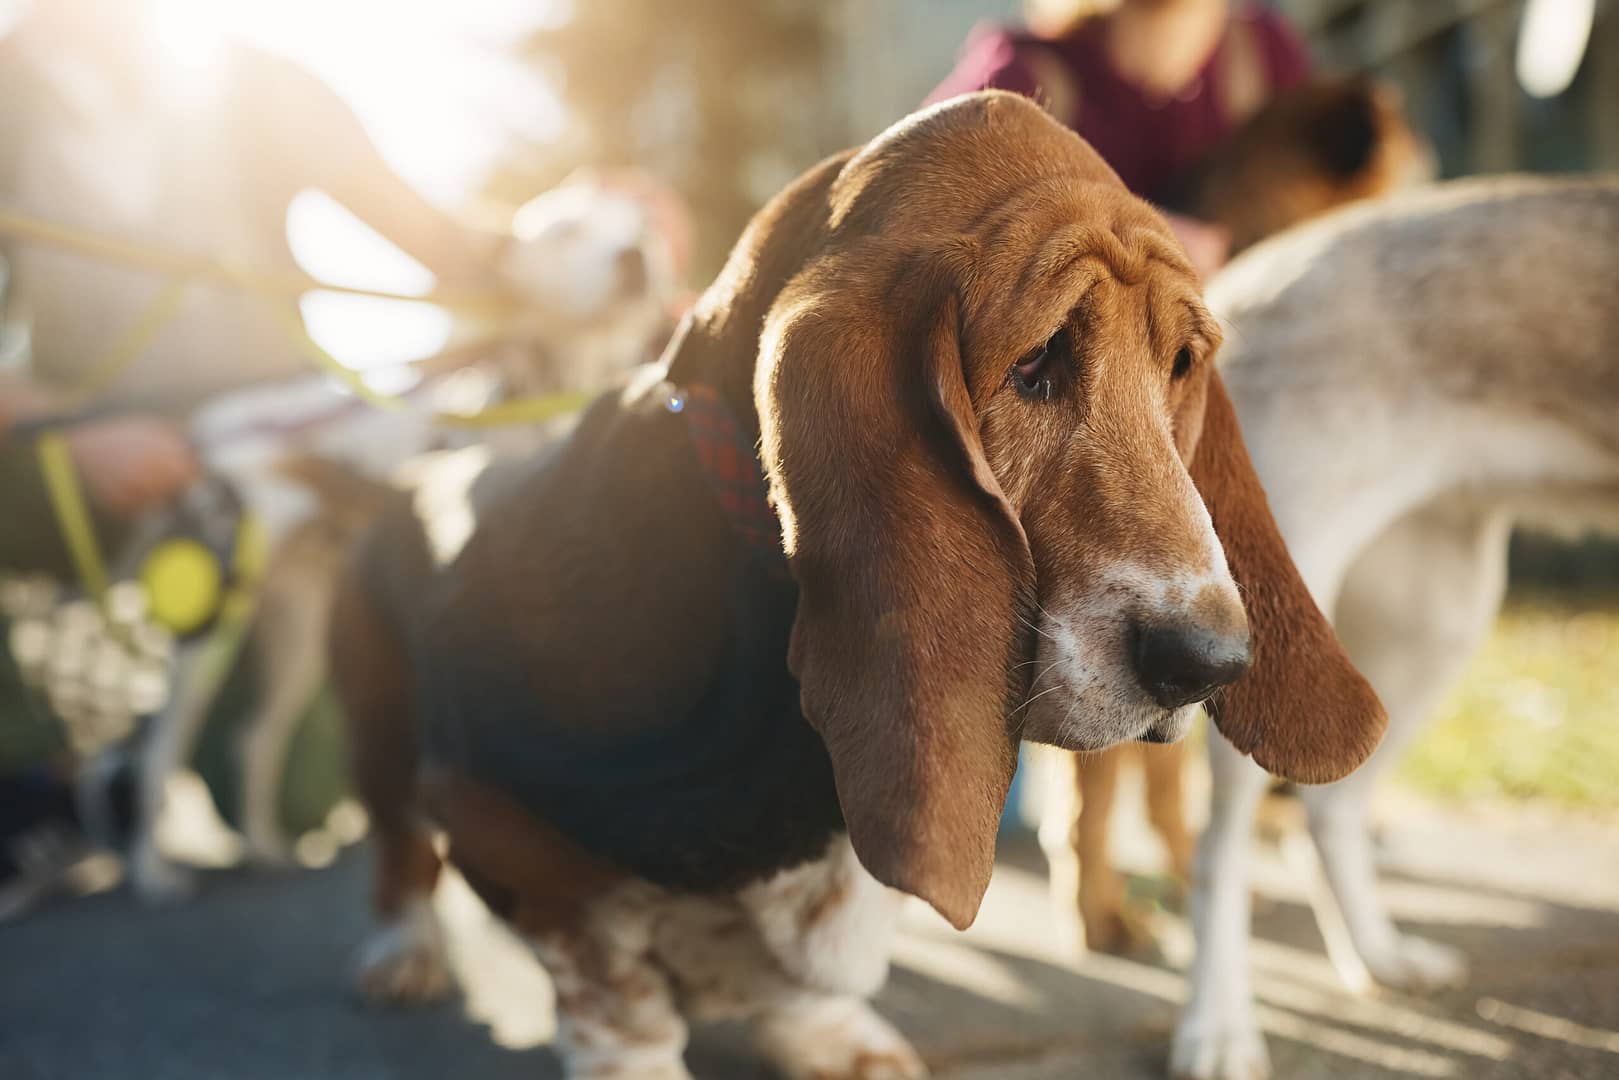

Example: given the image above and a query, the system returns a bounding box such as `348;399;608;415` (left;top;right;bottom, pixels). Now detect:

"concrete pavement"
3;797;1617;1079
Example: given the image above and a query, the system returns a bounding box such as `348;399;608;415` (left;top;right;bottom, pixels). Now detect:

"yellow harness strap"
35;431;110;603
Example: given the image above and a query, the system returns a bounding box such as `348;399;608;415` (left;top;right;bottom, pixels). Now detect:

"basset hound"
330;91;1385;1079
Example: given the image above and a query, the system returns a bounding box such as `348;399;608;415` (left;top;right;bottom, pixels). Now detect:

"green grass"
1398;596;1619;808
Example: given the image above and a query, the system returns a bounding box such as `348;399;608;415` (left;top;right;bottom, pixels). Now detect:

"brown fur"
332;93;1382;1057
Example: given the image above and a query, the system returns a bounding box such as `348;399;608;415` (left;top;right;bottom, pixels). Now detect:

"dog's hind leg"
1074;746;1156;955
235;558;337;867
330;573;448;1005
1172;732;1273;1080
1143;740;1194;887
129;644;215;904
1302;504;1509;993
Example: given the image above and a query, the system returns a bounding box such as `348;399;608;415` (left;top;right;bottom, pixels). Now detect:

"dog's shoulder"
361;377;844;892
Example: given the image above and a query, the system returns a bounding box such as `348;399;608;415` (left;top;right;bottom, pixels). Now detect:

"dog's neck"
663;308;764;445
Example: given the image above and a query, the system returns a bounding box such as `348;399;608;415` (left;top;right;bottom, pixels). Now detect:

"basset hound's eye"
1011;326;1071;402
1172;346;1195;381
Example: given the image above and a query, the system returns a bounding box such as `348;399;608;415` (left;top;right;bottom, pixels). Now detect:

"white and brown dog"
1172;174;1619;1080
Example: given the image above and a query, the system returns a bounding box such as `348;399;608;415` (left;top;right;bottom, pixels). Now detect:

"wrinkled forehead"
831;94;1148;233
828;93;1193;295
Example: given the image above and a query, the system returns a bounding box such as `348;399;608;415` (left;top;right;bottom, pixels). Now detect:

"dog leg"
739;833;900;999
1171;732;1273;1080
130;645;214;904
354;791;446;1003
1304;505;1508;993
1076;746;1153;955
1036;747;1085;956
236;576;333;866
1143;741;1194;888
753;993;926;1080
331;575;450;1005
531;893;693;1080
354;887;450;1004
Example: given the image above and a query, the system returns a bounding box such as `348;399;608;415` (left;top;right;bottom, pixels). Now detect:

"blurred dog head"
499;170;687;342
1167;74;1436;255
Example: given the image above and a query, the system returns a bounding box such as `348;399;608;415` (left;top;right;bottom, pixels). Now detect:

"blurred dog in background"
1173;172;1619;1080
1042;72;1433;958
1164;73;1436;256
127;174;686;902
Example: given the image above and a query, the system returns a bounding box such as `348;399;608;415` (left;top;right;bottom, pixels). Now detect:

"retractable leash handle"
102;470;260;643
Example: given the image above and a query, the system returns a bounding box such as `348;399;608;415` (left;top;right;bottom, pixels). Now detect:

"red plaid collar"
665;383;787;575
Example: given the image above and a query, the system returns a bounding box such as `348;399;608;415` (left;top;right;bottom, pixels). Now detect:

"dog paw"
355;899;452;1005
129;844;198;906
1171;1016;1270;1080
1362;935;1468;993
756;997;927;1080
1082;904;1158;958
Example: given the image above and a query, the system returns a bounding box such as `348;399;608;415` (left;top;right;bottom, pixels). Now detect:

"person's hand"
1162;212;1231;282
0;376;63;431
65;417;200;519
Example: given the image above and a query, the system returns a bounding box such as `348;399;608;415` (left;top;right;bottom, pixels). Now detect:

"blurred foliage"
1509;531;1619;592
491;0;843;282
1400;595;1619;807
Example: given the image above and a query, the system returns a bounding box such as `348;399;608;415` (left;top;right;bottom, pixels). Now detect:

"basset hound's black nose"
1132;620;1252;710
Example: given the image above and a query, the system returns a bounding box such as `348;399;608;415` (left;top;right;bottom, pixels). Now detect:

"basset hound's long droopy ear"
1189;374;1387;782
755;258;1035;931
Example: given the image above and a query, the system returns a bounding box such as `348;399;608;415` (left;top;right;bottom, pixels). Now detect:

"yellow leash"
35;431;110;604
0;205;600;427
60;277;194;410
259;300;596;429
0;206;521;317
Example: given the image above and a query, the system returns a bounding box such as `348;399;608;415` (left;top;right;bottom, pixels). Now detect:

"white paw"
1171;1014;1270;1080
1362;935;1468;993
355;898;452;1005
756;997;926;1080
130;842;198;906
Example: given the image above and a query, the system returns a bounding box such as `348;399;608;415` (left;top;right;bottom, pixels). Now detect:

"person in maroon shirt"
928;0;1311;278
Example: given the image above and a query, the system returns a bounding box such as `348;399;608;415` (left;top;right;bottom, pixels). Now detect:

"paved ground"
4;792;1618;1079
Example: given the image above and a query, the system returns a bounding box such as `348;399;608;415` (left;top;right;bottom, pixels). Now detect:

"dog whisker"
1012;681;1067;738
1016;681;1065;713
1018;612;1057;642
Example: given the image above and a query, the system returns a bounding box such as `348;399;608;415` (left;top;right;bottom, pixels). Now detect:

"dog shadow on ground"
2;835;1617;1080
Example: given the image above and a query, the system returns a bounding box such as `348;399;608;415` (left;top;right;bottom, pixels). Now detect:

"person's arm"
0;375;58;435
1160;213;1230;282
2;377;198;519
239;50;507;289
925;24;1051;106
1250;6;1312;92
